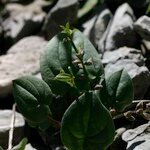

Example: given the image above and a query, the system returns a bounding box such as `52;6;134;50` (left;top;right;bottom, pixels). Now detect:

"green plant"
13;24;133;150
0;138;28;150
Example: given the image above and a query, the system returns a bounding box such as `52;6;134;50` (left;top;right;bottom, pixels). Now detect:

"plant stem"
111;100;150;120
70;38;90;87
47;116;61;130
8;103;16;150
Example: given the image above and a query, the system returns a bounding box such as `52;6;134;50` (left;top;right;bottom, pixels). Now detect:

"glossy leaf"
106;69;134;111
72;29;104;89
13;76;52;123
40;29;104;94
61;91;115;150
40;32;73;95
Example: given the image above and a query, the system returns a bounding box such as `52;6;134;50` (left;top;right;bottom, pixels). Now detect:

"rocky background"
0;0;150;149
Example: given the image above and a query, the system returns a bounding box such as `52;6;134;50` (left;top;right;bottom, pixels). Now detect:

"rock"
83;16;97;41
2;1;46;46
141;40;150;55
0;25;4;54
134;16;150;41
104;60;150;99
90;8;112;47
51;145;65;150
102;47;149;99
99;3;138;52
83;6;112;48
110;127;128;150
0;110;25;149
25;144;37;150
122;122;150;150
0;36;47;98
102;47;145;66
142;40;150;52
42;0;78;39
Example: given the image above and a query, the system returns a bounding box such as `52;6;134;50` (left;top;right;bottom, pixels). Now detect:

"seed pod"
110;109;116;116
142;112;150;121
136;101;144;110
127;116;136;121
124;111;133;118
84;58;93;65
72;59;81;65
76;50;84;59
78;64;83;69
94;84;103;90
146;103;150;111
136;108;143;115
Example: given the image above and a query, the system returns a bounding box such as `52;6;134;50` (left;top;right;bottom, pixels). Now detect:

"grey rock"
83;16;97;40
122;122;150;150
104;60;150;99
25;144;37;150
141;40;150;56
83;7;112;47
0;110;25;149
42;0;78;39
110;127;129;150
142;40;150;52
134;16;150;41
90;8;112;47
0;36;47;98
51;145;65;150
102;47;145;66
0;25;3;53
2;1;46;44
100;3;138;52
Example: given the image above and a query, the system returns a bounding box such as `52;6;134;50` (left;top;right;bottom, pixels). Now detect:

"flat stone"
0;36;47;98
122;122;150;150
2;1;46;45
134;16;150;41
102;47;145;66
100;3;138;52
104;60;150;99
0;109;25;149
42;0;78;39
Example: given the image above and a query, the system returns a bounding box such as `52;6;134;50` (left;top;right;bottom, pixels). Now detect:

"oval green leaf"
40;29;104;94
13;76;52;123
61;91;115;150
106;69;134;111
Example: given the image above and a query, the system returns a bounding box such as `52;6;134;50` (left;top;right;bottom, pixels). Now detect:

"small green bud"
76;51;84;60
